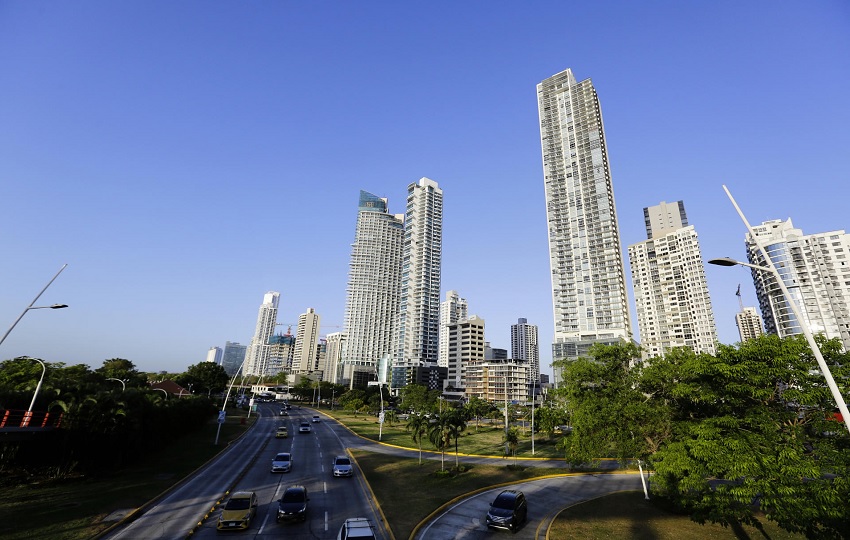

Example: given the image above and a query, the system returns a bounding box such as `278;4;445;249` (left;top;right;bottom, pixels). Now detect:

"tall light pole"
710;184;850;435
22;357;46;428
0;264;68;348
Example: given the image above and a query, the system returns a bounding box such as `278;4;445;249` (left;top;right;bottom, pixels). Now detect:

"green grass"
0;408;256;540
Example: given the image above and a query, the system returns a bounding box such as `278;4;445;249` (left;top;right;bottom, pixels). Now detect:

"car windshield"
281;490;305;503
492;493;516;509
301;422;309;426
335;458;351;465
225;497;251;510
275;454;290;461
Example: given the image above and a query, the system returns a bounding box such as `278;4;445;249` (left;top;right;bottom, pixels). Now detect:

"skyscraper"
293;307;320;373
736;306;764;343
205;346;223;365
628;201;718;359
221;341;246;376
243;291;280;376
537;68;632;384
342;191;404;384
746;219;850;349
446;315;485;392
439;290;468;368
511;318;540;386
396;177;443;368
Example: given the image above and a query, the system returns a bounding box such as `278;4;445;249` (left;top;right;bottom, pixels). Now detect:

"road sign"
218;410;226;424
378;412;385;424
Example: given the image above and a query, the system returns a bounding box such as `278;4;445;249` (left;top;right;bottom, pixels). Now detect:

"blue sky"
2;2;849;376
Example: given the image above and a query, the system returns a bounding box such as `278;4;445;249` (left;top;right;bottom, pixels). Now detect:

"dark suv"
485;489;527;532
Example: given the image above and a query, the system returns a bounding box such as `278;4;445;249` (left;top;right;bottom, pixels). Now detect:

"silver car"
271;452;292;473
332;455;353;477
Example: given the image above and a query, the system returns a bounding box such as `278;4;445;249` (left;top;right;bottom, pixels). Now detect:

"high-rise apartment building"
628;201;718;359
342;191;404;385
446;315;485;392
324;332;346;384
221;341;246;376
746;219;850;349
268;333;295;374
511;318;540;386
439;290;468;368
537;68;632;384
243;291;280;376
293;307;320;373
736;306;764;343
396;177;443;368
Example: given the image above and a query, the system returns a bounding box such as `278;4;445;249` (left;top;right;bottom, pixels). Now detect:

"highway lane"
103;404;388;540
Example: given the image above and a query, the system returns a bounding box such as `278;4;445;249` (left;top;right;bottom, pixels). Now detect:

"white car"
299;421;311;433
312;415;321;423
332;455;353;477
271;452;292;473
337;518;376;540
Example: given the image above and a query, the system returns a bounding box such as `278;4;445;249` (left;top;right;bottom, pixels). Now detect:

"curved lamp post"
153;388;168;399
711;185;850;435
27;357;47;413
106;378;126;392
0;264;69;348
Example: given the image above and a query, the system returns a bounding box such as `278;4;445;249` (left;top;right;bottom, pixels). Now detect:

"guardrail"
0;409;63;429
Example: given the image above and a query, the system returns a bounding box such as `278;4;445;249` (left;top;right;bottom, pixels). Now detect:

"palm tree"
405;413;429;464
427;413;451;471
445;409;468;469
504;426;520;465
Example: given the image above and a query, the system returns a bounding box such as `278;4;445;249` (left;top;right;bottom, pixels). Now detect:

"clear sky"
2;1;849;376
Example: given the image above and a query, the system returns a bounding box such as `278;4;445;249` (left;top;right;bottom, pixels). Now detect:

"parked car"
486;489;527;532
276;485;309;522
312;415;321;423
217;491;258;531
337;517;376;540
275;426;288;438
299;421;311;433
332;455;353;477
271;452;292;473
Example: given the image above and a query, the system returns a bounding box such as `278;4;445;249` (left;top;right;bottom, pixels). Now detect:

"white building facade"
243;291;280;376
205;346;223;365
628;201;718;359
736;306;764;343
446;315;485;392
293;307;320;373
746;219;850;350
396;177;443;368
537;68;632;384
439;290;468;368
342;191;405;383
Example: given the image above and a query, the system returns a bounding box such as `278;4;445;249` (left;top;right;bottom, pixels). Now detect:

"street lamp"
22;357;46;427
709;184;850;435
0;264;68;348
106;378;126;392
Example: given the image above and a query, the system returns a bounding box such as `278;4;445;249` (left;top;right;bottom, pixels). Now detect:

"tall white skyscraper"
446;315;485;391
746;219;850;349
439;290;468;368
396;177;443;367
243;291;280;376
511;318;540;385
537;68;632;384
342;191;404;382
324;332;347;384
293;307;320;373
628;201;718;359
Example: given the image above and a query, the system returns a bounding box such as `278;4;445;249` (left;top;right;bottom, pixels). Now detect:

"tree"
504;426;520;464
556;341;667;467
427;412;452;471
445;408;468;469
177;362;229;396
463;396;494;431
95;358;147;389
405;413;429;464
647;335;850;539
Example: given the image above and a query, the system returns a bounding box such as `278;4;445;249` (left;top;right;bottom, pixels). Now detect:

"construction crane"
276;322;343;336
736;284;744;312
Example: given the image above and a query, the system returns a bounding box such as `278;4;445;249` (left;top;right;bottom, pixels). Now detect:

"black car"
485;490;527;532
277;485;309;522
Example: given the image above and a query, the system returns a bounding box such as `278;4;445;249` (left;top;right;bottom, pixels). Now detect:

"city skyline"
2;2;849;376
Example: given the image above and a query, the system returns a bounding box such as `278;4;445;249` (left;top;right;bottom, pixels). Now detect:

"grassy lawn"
0;407;256;540
320;406;569;460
